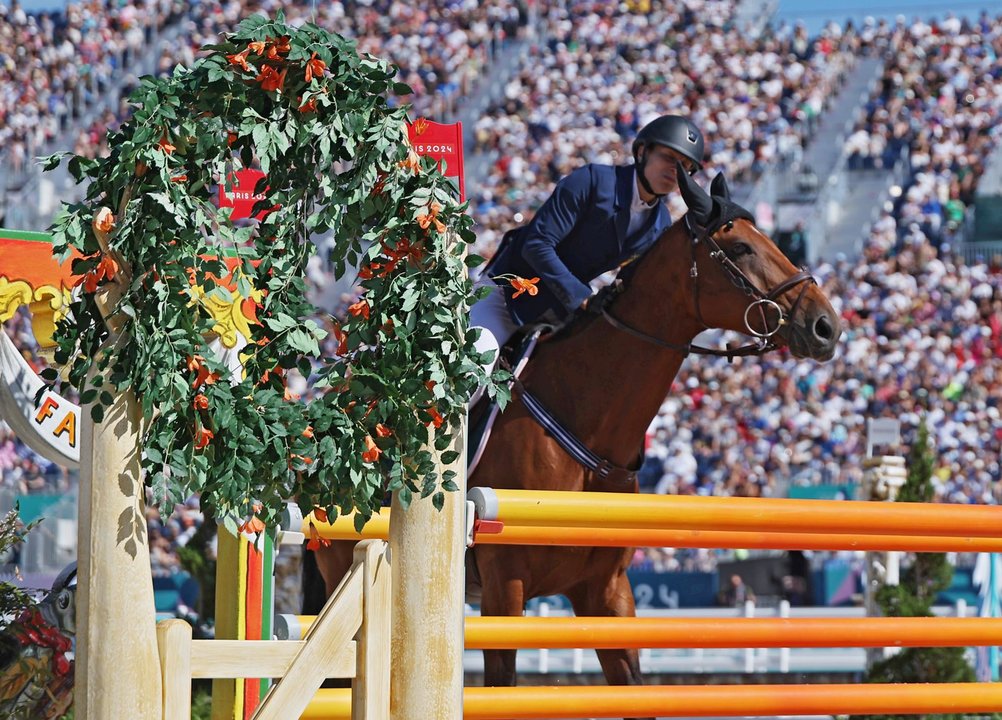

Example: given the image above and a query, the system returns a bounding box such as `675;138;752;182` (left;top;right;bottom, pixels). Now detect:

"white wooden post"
389;423;466;720
75;390;162;719
779;600;791;673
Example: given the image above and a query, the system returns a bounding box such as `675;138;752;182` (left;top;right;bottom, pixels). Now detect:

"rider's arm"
518;165;594;312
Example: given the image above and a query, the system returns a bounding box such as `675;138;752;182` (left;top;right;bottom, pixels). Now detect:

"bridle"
601;212;816;361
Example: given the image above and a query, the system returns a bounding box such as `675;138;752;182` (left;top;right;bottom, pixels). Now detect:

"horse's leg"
567;566;652;720
477;551;525;688
312;540;356;598
303;540;356;690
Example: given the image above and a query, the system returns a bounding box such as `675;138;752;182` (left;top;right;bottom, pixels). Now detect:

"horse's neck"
527;226;701;466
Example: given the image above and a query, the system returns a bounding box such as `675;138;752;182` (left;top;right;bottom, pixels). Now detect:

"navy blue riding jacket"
485;163;672;324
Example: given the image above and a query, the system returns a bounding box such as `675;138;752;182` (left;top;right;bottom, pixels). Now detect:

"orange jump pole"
486;524;1002;553
469;487;1002;537
302;683;1002;719
279;615;1002;648
293;511;1002;553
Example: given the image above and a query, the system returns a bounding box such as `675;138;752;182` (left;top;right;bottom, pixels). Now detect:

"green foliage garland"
41;14;500;532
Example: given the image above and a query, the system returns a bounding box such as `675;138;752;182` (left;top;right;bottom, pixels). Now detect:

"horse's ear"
710;173;730;201
677;162;713;224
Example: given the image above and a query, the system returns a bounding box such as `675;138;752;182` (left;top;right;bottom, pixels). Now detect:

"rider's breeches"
469;279;519;404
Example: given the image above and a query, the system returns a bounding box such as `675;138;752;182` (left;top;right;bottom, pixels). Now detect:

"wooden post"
211;528;245;720
388;423;466;720
353;539;392;720
75;390;162;719
158;619;193;720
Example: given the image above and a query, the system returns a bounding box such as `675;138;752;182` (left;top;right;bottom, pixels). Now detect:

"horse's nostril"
813;315;834;341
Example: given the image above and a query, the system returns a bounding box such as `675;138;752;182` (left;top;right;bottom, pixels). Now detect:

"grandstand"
2;0;1002;654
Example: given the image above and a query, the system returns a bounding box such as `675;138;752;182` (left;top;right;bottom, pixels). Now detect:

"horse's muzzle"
788;308;841;361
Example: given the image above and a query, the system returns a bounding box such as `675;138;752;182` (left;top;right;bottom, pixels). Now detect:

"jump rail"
276;614;1002;649
303;683;1002;719
468;487;1002;537
285;504;1002;553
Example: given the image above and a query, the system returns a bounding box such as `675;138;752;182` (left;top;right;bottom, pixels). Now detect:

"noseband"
601;213;816;360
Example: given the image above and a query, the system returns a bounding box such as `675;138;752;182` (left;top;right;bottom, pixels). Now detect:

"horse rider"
471;114;706;374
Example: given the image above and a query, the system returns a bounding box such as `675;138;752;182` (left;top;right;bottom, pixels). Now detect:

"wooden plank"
353;540;391;720
191;640;356;679
212;528;242;720
244;538;264;715
252;564;363;719
260;531;275;701
158;619;193;720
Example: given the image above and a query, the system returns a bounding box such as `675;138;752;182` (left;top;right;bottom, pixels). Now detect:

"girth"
513;378;640;486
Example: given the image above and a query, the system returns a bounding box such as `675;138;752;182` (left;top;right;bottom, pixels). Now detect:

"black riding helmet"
632;115;705;197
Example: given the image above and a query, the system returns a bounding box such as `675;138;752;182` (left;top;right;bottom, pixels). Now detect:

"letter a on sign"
407;119;465;202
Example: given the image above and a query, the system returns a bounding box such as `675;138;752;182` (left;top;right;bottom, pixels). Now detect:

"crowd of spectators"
467;0;861;258
846;11;1000;257
3;1;1002;588
630;9;1002;572
0;0;186;182
0;0;530;189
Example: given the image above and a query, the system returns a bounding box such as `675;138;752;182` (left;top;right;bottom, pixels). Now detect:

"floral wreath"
42;14;505;533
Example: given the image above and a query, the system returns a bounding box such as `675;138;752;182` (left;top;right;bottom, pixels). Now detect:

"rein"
600;213;816;361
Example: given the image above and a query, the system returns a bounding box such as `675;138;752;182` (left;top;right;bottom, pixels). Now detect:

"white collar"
631;170;659;213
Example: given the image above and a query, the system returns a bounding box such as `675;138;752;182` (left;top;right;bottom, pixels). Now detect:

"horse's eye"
730;242;753;258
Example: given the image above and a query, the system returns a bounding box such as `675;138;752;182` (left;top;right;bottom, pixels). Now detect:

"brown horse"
309;170;841;715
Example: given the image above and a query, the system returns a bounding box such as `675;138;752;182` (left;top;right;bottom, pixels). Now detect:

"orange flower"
313;507;328;523
226;48;251;72
332;322;348;355
510;276;540;299
302;425;314;439
187;355;220;389
284;386;301;402
291;454;313;465
398;151;421;174
193;394;209;410
298;97;317;113
348;300;370;320
157;136;176;154
417;201;446;234
412;117;429;135
361;435;382;464
358;264;376;280
425;406;444;429
304;52;326;83
227;131;238;146
238;515;266;534
266;35;291;59
375;423;392;438
78;252;119;293
171;174;188;183
194;426;214;450
247;40;267;55
94;207;115;233
306;523;331;551
255;65;287;92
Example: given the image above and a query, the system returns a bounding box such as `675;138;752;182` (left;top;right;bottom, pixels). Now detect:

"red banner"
407;119;465;202
218;169;269;221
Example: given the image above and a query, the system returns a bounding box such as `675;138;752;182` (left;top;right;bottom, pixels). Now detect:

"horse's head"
673;167;841;361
